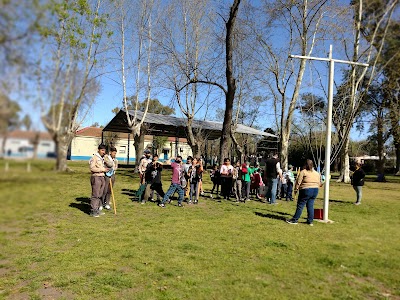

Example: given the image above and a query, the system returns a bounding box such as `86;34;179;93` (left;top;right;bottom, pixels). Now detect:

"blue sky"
16;0;370;142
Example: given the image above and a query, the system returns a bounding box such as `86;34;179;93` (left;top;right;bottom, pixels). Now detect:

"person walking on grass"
220;158;234;200
285;164;295;201
241;161;254;202
233;161;242;203
102;146;118;210
138;149;152;185
351;161;365;205
188;157;203;204
264;152;283;205
143;154;164;203
210;164;221;198
286;159;322;226
148;155;165;204
89;144;109;217
183;156;193;200
159;156;185;208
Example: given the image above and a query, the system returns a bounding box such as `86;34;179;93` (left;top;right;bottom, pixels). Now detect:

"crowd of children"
89;145;298;215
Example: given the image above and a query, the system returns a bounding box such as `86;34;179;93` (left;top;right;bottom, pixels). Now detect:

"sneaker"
194;200;198;204
210;194;213;199
141;201;145;204
99;206;103;211
188;200;192;204
159;203;165;208
105;205;111;210
200;192;205;196
286;219;298;225
307;223;314;226
178;203;184;207
91;213;100;217
354;202;361;205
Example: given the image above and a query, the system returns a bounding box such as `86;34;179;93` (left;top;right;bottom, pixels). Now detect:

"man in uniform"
89;144;109;217
102;146;118;210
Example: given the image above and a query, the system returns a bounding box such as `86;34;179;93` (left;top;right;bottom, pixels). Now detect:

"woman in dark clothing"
351;162;365;205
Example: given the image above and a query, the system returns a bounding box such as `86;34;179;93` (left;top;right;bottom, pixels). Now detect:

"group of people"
89;144;118;217
137;152;207;208
89;145;366;226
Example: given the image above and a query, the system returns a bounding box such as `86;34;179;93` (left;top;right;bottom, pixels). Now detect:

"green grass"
0;160;399;300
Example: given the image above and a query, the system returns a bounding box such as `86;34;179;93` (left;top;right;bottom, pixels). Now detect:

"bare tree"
334;0;399;182
34;0;109;171
160;0;242;163
110;0;157;165
252;0;332;170
156;0;214;158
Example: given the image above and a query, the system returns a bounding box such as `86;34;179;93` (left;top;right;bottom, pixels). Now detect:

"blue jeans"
293;188;319;223
286;182;293;200
266;178;278;203
353;185;362;203
162;183;184;205
190;181;199;202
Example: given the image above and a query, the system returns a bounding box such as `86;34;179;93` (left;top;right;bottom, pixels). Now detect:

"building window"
119;146;126;154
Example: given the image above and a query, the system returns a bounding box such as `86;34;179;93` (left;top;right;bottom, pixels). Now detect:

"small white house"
68;127;193;163
0;130;56;159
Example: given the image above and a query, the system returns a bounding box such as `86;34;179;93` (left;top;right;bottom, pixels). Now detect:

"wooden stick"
110;179;117;215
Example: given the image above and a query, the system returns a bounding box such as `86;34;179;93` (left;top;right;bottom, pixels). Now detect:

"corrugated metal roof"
102;109;277;140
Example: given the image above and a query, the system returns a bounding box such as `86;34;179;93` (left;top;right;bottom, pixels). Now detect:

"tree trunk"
220;0;240;165
1;132;8;157
376;109;385;176
54;134;72;172
191;144;200;158
337;137;351;183
389;100;400;175
395;142;400;175
32;131;40;159
186;118;201;158
280;134;290;171
134;130;145;167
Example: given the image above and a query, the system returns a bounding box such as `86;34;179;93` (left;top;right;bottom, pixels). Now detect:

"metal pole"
290;45;368;224
323;45;334;222
127;133;130;165
175;136;178;157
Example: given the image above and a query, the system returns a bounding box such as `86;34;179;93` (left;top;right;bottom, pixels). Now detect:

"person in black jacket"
351;162;365;205
144;154;165;203
264;152;283;204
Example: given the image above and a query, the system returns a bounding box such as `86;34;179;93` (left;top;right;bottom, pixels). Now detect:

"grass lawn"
0;160;399;300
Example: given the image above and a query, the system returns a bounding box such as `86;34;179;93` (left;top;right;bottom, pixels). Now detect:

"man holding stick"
103;146;118;211
89;144;109;217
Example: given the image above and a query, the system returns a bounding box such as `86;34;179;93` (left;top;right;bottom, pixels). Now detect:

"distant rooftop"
0;130;52;141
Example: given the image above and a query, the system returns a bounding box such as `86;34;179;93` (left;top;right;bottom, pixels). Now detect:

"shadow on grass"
329;199;352;204
254;211;288;221
121;188;141;202
69;197;91;215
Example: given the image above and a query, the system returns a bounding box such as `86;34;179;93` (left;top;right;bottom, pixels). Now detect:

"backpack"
241;164;248;174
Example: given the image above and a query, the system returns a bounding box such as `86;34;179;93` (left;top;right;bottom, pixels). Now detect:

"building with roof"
0;130;56;159
100;110;278;161
69;127;193;163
